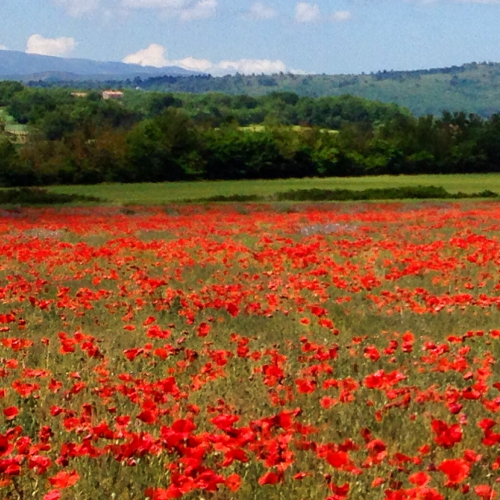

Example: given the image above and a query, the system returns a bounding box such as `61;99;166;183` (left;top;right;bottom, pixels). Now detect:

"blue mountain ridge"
0;50;202;81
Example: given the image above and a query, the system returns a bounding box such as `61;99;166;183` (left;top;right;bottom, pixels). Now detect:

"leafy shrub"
185;194;264;203
0;188;104;205
274;186;499;201
185;186;498;204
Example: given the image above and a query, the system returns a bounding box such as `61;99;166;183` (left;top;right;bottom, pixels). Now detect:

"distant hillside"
120;62;500;117
17;56;500;116
0;50;200;81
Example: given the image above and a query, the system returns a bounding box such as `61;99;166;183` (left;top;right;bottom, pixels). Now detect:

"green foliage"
4;84;500;186
186;186;498;203
274;186;498;201
28;61;500;116
103;62;500;117
0;187;103;205
0;81;24;106
0;138;35;186
186;194;264;202
125;108;201;182
201;127;295;180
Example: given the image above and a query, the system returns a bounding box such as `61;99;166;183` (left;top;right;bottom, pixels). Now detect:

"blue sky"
2;0;500;75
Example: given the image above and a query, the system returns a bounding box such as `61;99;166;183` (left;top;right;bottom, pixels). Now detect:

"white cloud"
122;0;217;20
216;59;286;75
26;34;76;57
122;43;169;67
295;2;320;23
122;0;185;6
295;3;352;23
123;44;294;75
179;0;216;20
332;10;352;21
165;56;288;75
0;44;7;51
52;0;100;16
172;56;214;72
247;2;277;19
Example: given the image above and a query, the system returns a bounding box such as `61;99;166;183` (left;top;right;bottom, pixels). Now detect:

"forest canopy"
2;82;500;186
27;61;500;117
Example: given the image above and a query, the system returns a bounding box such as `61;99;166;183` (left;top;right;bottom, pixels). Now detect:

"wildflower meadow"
0;202;499;500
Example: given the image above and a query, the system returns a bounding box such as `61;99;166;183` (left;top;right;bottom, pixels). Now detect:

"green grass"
47;174;500;205
240;125;338;135
0;107;15;124
0;107;29;135
0;188;104;206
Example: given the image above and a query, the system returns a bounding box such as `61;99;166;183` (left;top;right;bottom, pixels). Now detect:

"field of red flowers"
0;202;500;500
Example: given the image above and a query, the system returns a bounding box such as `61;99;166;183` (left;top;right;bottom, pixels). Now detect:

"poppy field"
0;201;500;500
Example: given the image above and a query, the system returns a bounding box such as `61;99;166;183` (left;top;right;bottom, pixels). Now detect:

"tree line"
28;61;500;117
1;82;500;186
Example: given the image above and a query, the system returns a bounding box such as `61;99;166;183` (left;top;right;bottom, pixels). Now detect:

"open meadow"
0;200;500;499
48;174;500;205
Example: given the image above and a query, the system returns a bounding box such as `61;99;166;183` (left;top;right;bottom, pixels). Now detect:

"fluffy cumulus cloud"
295;2;351;23
26;34;76;57
295;2;320;22
121;0;183;6
51;0;356;24
216;59;286;74
121;0;217;20
123;44;290;75
122;43;169;66
52;0;100;16
247;2;277;19
179;0;216;20
172;56;213;72
331;10;352;21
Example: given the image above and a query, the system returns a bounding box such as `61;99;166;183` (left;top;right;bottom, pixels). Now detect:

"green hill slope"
128;62;500;117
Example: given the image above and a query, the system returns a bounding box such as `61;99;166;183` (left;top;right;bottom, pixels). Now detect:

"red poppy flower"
44;490;61;500
326;451;350;469
137;410;157;424
438;458;470;485
143;316;156;326
328;482;349;498
475;485;497;499
3;407;19;420
409;472;430;486
296;378;316;394
145;487;180;499
197;323;210;337
48;470;80;489
293;472;311;480
226;473;242;492
372;477;385;487
258;471;283;485
431;419;463;448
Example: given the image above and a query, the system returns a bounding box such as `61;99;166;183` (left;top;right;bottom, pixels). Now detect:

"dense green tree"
39;110;75;141
125;108;200;182
2;81;500;186
0;139;23;185
0;81;24;107
201;127;287;179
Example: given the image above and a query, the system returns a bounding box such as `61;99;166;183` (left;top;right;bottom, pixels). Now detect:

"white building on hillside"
102;90;124;100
